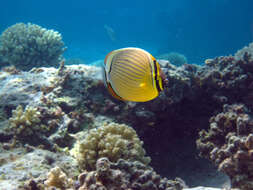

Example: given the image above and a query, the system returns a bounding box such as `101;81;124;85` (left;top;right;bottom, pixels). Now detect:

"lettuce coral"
71;122;151;171
0;23;66;70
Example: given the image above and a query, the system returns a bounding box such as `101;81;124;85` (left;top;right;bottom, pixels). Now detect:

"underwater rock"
197;104;253;190
0;64;100;118
0;146;79;190
0;67;57;117
0;23;66;70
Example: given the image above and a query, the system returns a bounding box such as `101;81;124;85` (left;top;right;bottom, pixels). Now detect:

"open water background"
1;0;253;64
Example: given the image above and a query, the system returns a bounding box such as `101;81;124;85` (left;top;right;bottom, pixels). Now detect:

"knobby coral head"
0;22;66;71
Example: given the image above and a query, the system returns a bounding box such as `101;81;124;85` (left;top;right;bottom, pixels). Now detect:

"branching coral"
71;122;151;171
8;105;59;148
44;166;74;189
197;104;253;189
0;23;66;70
9;105;44;137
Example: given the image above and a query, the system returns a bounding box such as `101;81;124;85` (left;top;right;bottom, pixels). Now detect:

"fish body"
103;47;165;102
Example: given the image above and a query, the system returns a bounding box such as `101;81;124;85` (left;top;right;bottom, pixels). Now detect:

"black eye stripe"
153;60;161;93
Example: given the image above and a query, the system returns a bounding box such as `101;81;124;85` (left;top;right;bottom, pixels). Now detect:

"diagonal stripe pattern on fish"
103;47;165;102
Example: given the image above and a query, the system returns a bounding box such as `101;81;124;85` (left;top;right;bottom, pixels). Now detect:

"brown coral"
197;104;253;189
23;158;185;190
77;157;185;190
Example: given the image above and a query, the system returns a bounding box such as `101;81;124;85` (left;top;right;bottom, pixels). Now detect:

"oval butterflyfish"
103;47;166;102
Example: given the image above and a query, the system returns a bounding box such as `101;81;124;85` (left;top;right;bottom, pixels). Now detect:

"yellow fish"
103;47;166;102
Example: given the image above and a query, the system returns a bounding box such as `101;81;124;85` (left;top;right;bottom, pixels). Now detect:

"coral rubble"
197;104;253;189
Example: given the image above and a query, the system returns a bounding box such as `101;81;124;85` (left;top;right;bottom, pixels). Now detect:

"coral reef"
193;56;252;94
71;122;151;171
23;157;186;190
2;41;253;189
158;52;187;67
0;23;66;70
234;42;253;61
197;104;253;189
76;157;185;190
195;51;253;107
4;103;79;149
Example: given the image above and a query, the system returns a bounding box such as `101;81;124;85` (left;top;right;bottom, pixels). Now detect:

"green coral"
0;23;66;70
71;122;151;171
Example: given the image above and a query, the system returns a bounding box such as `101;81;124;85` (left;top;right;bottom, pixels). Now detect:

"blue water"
1;0;253;64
